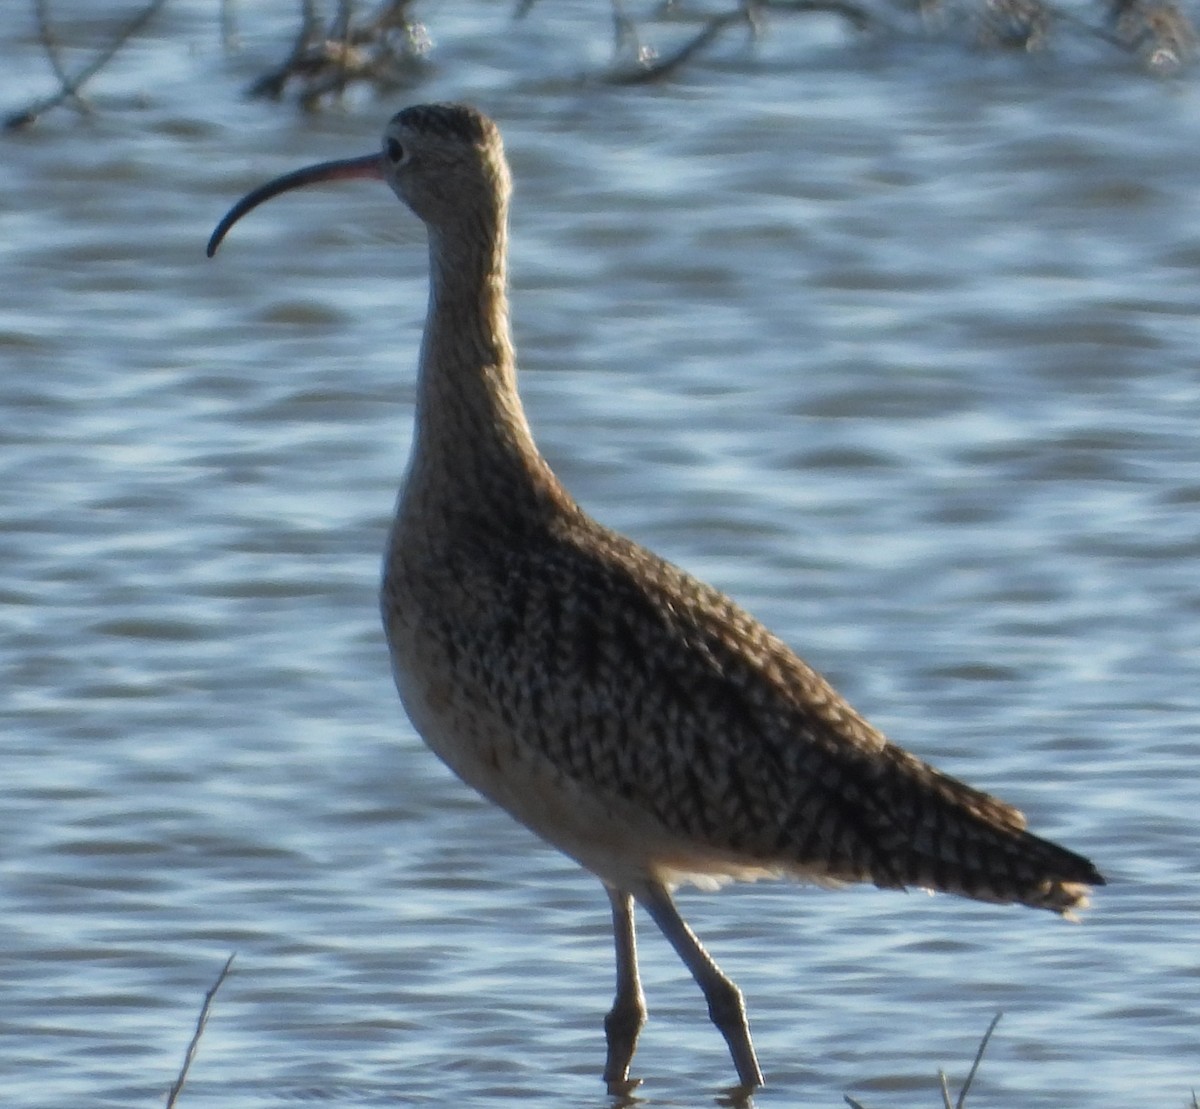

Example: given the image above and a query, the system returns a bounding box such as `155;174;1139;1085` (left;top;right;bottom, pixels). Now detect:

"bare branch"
247;0;321;100
603;0;873;83
605;6;755;84
5;0;171;130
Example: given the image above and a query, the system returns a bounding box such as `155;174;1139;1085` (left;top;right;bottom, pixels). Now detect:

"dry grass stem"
164;953;236;1109
951;1012;1002;1109
844;1012;1003;1109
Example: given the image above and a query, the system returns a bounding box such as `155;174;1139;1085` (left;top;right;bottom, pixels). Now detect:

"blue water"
1;2;1198;1105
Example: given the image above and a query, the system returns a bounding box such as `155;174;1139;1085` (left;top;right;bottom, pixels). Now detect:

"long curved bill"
206;152;384;257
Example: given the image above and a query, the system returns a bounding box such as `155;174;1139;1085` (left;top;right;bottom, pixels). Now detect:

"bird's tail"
857;746;1105;917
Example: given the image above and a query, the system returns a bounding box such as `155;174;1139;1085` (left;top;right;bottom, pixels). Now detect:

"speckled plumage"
210;102;1103;1092
386;503;1096;910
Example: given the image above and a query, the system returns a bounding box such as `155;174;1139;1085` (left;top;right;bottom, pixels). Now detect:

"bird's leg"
633;879;764;1090
603;885;647;1093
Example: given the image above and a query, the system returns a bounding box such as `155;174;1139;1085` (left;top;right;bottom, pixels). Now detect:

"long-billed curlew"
208;103;1104;1092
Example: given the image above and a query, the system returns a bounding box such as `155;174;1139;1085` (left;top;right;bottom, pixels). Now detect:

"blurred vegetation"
4;0;1198;129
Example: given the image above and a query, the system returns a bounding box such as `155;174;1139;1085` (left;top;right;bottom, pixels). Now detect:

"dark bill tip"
206;151;384;258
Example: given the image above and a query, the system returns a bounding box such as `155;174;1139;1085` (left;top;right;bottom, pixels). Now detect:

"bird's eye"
386;138;405;163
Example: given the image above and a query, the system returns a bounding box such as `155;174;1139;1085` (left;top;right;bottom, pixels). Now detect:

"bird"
207;102;1104;1093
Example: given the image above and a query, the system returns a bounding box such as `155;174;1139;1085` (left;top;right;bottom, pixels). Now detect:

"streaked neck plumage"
401;195;570;536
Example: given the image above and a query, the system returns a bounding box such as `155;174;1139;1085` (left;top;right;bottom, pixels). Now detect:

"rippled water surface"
2;2;1198;1106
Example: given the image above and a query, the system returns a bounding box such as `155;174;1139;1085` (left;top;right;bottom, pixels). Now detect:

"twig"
610;0;648;57
603;0;873;83
605;6;755;83
5;0;170;130
248;0;320;99
164;953;236;1109
330;0;357;105
33;0;89;115
1039;0;1128;47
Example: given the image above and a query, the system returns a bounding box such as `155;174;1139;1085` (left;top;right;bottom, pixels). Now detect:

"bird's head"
207;103;507;257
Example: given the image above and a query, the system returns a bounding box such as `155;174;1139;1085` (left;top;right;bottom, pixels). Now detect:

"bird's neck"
402;213;570;533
